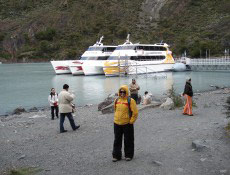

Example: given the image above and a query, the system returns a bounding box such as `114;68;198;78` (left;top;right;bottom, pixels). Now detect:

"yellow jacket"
114;85;138;125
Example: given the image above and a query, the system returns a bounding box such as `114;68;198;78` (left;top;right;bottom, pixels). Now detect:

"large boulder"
98;94;118;111
13;107;26;115
160;97;174;110
101;103;114;114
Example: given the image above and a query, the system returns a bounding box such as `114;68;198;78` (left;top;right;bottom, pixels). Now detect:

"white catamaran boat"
69;36;116;76
103;35;175;76
50;60;73;74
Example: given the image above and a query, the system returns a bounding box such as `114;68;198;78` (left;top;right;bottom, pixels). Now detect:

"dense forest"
0;0;229;62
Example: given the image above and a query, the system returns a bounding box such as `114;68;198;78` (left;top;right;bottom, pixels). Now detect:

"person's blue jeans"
60;113;77;132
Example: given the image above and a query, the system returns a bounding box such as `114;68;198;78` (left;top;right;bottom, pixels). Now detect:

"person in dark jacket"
183;78;193;116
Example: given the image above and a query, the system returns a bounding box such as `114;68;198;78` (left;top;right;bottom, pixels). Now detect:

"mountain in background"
0;0;229;63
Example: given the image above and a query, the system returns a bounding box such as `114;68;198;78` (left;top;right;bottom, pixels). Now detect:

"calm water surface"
0;63;230;115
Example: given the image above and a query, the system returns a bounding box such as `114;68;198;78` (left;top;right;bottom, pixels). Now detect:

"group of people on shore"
48;78;193;162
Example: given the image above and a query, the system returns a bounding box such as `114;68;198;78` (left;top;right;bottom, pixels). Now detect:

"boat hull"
51;61;72;74
82;61;105;76
69;60;84;75
103;61;174;77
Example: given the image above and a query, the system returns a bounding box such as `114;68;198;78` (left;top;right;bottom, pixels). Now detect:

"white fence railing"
189;58;230;65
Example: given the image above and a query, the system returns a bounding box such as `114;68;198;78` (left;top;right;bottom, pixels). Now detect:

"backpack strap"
127;97;132;118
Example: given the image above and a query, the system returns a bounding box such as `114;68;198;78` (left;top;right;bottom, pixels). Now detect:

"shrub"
35;28;56;41
168;85;184;108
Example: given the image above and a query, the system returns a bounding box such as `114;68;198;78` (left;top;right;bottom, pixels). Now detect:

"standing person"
129;79;140;103
183;78;193;116
112;85;138;162
48;88;59;120
58;84;80;133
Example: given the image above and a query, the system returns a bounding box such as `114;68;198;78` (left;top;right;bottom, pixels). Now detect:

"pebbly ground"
0;89;230;175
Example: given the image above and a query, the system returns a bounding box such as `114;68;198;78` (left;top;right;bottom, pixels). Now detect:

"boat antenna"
126;34;130;43
98;36;104;45
124;34;133;45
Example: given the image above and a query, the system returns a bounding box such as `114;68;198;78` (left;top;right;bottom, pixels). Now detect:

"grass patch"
8;167;42;175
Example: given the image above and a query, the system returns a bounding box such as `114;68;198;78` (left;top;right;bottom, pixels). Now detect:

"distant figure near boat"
48;88;59;120
183;78;193;116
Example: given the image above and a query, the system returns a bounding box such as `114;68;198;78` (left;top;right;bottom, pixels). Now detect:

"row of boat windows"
87;46;167;52
108;56;165;60
81;56;165;61
116;46;167;51
87;47;116;52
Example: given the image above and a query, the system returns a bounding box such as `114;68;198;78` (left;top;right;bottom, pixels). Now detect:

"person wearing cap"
129;79;140;103
58;84;80;133
112;85;138;162
182;78;193;116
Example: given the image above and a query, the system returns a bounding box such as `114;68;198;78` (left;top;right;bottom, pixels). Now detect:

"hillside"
0;0;229;63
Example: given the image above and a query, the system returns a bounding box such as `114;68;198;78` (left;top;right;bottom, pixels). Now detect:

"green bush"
168;85;184;108
35;28;56;41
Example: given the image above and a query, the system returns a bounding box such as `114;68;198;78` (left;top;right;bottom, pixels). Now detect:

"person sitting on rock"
142;91;152;105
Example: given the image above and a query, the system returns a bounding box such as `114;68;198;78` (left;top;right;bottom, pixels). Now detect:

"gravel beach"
1;89;230;175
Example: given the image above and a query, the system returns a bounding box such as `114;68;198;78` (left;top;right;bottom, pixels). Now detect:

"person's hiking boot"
112;158;119;162
182;113;188;115
60;130;67;133
125;157;132;161
189;114;193;116
73;125;80;131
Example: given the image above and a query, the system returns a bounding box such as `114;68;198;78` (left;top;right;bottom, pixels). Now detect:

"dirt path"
1;89;230;175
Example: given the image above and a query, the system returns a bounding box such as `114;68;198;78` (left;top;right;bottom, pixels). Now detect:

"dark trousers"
131;94;138;103
51;106;59;119
112;123;134;159
60;113;77;132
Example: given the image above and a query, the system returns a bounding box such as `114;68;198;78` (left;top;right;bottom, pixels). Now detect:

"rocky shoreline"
1;88;230;175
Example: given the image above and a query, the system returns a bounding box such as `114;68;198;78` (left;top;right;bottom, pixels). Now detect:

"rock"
160;97;174;110
98;94;118;111
18;154;26;160
220;170;227;174
177;168;184;172
13;107;26;115
200;158;207;162
29;115;46;119
152;160;163;166
29;107;38;112
192;140;207;151
101;103;114;114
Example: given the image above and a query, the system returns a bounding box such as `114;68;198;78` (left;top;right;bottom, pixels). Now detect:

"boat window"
102;47;116;52
115;46;135;50
108;56;131;60
97;56;110;60
87;47;103;51
129;56;165;61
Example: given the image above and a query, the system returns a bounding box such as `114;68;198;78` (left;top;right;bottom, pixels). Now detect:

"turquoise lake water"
0;63;230;115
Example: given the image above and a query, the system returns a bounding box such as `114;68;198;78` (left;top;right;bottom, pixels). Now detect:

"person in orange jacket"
112;85;138;162
183;78;193;116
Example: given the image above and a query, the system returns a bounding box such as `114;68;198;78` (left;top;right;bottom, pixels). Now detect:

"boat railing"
189;58;230;65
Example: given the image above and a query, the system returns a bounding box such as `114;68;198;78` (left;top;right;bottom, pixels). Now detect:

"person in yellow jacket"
112;85;138;162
